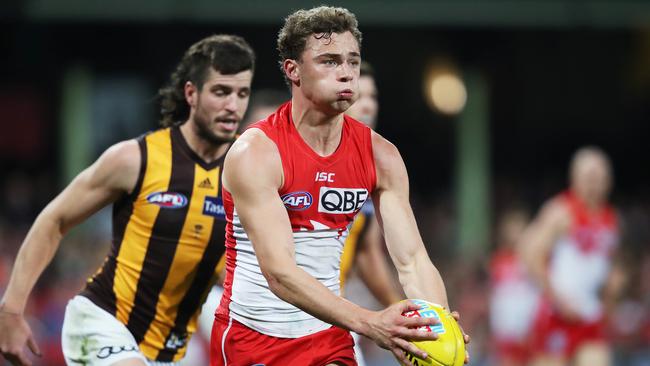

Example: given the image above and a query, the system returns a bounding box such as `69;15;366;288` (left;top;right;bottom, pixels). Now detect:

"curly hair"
277;6;362;85
158;34;255;127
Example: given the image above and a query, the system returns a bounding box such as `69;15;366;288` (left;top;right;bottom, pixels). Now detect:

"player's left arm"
602;212;628;314
370;131;449;309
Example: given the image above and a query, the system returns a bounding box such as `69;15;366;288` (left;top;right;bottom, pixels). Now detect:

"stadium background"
1;1;649;365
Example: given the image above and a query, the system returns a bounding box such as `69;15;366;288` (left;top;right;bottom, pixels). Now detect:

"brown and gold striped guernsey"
339;202;375;293
81;126;228;362
339;210;368;291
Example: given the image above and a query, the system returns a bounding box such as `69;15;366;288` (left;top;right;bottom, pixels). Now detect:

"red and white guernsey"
548;190;619;322
217;101;376;338
489;249;540;341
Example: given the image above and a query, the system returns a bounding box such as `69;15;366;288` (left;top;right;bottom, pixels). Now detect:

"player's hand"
450;310;471;364
363;300;440;366
0;311;41;366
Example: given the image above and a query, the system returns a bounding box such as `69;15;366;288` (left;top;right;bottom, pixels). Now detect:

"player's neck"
583;198;605;211
573;189;605;211
179;122;230;164
291;98;344;157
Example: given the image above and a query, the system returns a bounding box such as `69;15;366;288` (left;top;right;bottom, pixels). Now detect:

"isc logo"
315;172;335;182
146;192;188;209
318;187;368;214
281;191;313;211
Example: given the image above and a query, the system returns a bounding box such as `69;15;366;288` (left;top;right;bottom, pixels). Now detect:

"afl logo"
281;191;313;211
146;192;188;209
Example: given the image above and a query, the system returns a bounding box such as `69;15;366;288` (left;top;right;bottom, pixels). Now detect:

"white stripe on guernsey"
549;237;612;321
233;229;339;242
232;217;343;239
221;317;233;366
228;213;344;338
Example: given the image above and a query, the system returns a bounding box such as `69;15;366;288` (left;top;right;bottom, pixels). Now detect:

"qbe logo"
318;187;368;214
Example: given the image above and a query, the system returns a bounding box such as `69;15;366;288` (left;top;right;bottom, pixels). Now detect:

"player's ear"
283;59;300;85
184;81;198;109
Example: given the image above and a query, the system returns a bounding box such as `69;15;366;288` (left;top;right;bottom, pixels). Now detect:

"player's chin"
222;132;237;142
332;100;354;113
211;130;237;143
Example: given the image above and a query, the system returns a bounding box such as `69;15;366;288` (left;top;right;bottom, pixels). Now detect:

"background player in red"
212;6;467;366
488;207;539;366
520;146;626;366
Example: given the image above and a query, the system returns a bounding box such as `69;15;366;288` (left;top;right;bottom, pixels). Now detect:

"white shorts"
61;295;178;366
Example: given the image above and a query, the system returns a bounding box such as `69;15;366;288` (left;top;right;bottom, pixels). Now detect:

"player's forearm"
398;254;448;309
264;264;374;335
1;210;63;313
602;264;626;313
378;196;448;305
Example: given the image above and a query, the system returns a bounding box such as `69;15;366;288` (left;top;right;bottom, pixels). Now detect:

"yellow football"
401;299;465;366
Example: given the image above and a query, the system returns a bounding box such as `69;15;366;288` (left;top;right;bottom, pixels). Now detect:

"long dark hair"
158;34;255;127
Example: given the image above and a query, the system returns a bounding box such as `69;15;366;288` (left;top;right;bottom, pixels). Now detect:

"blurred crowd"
1;164;648;366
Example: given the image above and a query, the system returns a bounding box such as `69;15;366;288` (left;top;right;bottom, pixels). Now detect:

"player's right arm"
223;129;437;365
0;140;140;366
